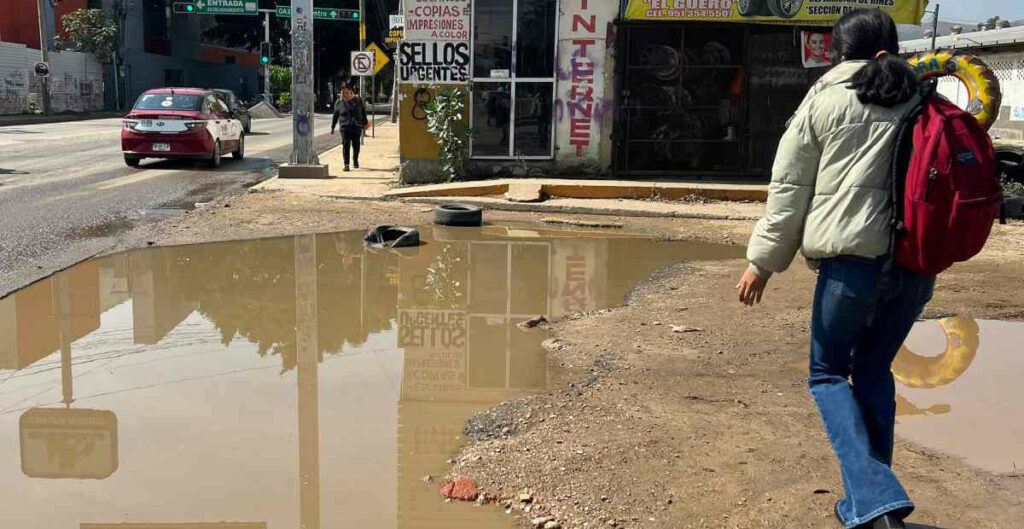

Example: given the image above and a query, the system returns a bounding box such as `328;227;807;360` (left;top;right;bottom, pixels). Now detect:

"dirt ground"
119;190;1024;529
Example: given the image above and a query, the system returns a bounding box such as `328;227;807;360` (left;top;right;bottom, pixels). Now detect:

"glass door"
471;0;557;159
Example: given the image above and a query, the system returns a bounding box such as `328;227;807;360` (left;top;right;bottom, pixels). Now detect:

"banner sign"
404;0;470;41
623;0;926;25
400;0;470;84
399;41;470;83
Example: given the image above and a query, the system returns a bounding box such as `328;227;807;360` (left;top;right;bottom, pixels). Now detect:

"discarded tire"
434;203;483;227
364;225;421;248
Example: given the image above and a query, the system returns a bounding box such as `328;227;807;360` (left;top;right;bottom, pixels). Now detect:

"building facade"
902;25;1024;142
398;0;928;183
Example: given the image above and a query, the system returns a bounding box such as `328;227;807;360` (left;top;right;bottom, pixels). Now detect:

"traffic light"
341;9;359;19
172;2;195;13
260;42;271;65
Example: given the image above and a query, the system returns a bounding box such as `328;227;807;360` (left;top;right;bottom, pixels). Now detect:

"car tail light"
123;120;140;131
184;121;207;131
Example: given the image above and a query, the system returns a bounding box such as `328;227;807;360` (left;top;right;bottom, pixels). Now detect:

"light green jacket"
747;60;915;278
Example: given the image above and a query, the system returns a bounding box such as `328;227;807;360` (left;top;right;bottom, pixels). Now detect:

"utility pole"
281;0;328;177
929;3;941;51
35;0;51;116
358;0;366;100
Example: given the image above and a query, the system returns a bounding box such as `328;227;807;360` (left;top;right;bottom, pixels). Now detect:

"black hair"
832;9;919;107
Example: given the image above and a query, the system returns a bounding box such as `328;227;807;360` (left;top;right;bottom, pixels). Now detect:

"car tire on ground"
209;140;222;168
433;203;483;227
124;155;141;168
233;133;245;160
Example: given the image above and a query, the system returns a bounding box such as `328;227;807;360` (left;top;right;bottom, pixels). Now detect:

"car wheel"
209;140;222;168
736;0;762;17
767;0;803;18
232;133;245;160
124;155;141;168
433;203;483;227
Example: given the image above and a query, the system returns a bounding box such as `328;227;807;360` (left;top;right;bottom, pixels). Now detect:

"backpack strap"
884;79;937;274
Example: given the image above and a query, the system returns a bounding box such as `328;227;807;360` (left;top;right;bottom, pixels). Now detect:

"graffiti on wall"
555;0;616;163
0;45;104;115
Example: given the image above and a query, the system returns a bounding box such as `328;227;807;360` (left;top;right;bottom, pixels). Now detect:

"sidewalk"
0;111;123;127
254;119;766;220
256;120;401;198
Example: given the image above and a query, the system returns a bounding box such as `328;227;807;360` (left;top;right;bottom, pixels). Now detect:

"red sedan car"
121;88;245;168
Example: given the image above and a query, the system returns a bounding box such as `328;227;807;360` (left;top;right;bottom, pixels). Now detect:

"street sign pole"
290;0;319;166
358;0;366;100
371;74;376;138
263;9;271;104
35;0;51;116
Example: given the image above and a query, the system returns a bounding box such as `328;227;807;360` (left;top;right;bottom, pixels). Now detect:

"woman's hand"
736;268;769;306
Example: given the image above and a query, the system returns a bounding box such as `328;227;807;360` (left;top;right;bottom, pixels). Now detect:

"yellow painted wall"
399;84;469;162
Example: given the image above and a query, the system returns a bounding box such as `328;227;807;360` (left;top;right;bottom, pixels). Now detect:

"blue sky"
937;0;1024;22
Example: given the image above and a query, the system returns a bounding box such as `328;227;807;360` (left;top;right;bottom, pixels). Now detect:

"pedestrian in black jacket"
331;85;369;171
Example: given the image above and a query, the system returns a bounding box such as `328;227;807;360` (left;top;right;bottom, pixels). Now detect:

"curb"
398;196;761;221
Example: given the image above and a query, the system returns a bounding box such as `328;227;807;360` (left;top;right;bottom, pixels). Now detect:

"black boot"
867;514;905;529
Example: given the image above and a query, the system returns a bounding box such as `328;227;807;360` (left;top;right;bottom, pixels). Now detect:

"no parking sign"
351;51;374;77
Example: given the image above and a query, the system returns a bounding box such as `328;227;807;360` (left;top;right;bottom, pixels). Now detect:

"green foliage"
276;91;292;108
270;65;291;94
424;88;469;182
1001;174;1024;196
59;9;118;63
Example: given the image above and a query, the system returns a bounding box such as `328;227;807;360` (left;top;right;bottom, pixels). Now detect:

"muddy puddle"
0;225;741;529
893;318;1024;474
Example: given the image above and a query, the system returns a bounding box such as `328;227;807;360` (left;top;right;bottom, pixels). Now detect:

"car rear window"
134;93;203;111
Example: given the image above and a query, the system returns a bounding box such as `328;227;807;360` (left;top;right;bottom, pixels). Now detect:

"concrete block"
505;182;545;203
279;164;331;179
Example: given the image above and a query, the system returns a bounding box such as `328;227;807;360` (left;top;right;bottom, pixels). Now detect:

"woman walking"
735;9;931;529
331;84;369;171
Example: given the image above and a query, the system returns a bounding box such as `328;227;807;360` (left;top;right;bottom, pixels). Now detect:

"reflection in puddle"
893;318;1024;474
0;226;742;528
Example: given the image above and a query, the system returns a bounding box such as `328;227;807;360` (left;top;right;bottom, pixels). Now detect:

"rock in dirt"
542;338;564;351
671;324;702;333
518;316;548;329
543;522;561;529
439;478;479;501
465;401;521;442
531;516;553;527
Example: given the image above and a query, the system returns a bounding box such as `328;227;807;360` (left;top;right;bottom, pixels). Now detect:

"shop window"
471;0;557;159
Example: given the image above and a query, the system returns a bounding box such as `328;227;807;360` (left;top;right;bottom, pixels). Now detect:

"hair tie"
874;50;889;60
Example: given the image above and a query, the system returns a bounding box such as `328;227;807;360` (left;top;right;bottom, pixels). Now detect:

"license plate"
152;143;170;152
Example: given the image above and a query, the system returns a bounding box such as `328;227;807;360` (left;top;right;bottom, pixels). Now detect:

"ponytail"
848;52;920;107
833;9;920;108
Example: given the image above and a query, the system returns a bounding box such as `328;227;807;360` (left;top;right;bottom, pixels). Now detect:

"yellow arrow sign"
366;42;390;75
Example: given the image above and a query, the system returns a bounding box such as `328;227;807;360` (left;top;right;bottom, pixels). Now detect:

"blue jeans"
809;256;934;528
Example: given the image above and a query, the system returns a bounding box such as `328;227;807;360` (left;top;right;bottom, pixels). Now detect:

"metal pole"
371;74;376;138
289;0;319;165
390;2;403;123
358;0;366;99
35;0;51;116
931;3;940;51
56;273;74;407
264;10;271;104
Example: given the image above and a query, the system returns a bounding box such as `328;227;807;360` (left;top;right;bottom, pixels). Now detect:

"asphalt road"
0;114;339;296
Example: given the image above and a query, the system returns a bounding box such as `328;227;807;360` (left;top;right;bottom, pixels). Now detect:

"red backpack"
890;81;1002;277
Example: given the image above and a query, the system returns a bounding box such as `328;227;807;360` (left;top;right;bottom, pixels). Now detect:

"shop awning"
621;0;928;26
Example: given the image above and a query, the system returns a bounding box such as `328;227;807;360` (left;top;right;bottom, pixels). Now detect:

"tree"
60;9;118;63
985;16;1002;30
270;65;291;94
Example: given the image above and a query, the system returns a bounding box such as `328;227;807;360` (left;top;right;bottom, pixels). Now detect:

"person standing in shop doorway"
331;84;369;171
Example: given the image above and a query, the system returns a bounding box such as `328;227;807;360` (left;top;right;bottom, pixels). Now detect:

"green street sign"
193;0;257;15
275;6;359;20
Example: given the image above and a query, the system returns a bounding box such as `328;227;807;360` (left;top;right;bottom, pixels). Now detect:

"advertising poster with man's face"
802;31;834;68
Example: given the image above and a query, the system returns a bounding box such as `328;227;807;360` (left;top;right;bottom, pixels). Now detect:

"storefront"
397;0;927;182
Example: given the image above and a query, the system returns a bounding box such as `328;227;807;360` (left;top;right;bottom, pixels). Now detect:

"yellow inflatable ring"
891;317;979;389
907;51;1002;130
